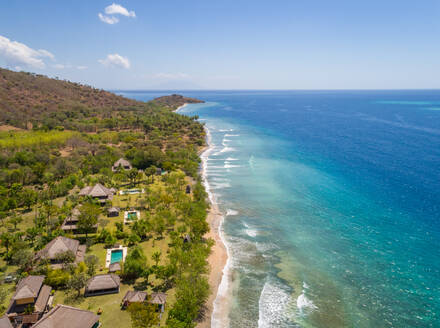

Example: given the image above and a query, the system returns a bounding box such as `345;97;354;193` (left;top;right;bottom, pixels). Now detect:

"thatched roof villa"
121;290;147;308
85;274;120;297
35;236;85;268
79;183;115;203
6;275;53;326
0;316;13;328
112;158;132;172
32;304;99;328
61;207;98;234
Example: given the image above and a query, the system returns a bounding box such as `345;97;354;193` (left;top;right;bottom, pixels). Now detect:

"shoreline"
177;104;231;328
174;103;189;112
197;127;231;328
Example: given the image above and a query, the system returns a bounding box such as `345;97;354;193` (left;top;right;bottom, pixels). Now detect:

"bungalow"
32;304;99;328
35;236;85;268
0;315;13;328
121;290;147;309
112;158;132;172
107;207;120;218
108;262;121;273
61;207;98;234
6;275;53;327
85;274;120;297
79;183;115;204
149;292;167;313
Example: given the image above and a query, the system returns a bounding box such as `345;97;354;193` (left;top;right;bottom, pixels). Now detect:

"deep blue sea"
121;90;440;327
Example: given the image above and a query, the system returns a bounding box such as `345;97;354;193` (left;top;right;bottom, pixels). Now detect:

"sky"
0;0;439;90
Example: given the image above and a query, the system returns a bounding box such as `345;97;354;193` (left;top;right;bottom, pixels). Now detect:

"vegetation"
0;68;212;327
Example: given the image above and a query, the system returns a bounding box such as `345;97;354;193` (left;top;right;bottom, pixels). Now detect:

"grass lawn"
54;285;132;328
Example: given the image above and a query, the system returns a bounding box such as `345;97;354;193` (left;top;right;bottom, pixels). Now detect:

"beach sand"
198;202;228;328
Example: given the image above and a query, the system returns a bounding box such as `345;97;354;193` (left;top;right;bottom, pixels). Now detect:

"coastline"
177;104;230;328
197;127;230;328
174;103;189;112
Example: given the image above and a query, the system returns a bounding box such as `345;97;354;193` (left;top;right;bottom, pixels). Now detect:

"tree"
84;255;99;276
78;203;99;238
152;251;161;267
0;286;8;313
122;246;147;280
127;168;139;186
25;227;40;245
21;189;37;211
127;303;159;328
8;215;23;231
11;248;34;273
0;232;14;256
67;272;88;297
144;166;157;184
54;250;76;265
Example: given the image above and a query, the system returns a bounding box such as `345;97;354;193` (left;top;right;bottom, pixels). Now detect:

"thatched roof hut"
149;292;167;305
79;183;114;202
85;274;120;297
0;316;13;328
32;304;99;328
107;207;120;217
6;275;52;319
112;158;132;171
108;262;121;273
36;236;85;266
122;291;147;308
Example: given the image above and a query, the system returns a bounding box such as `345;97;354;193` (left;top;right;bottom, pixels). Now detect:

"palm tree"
152;251;161;267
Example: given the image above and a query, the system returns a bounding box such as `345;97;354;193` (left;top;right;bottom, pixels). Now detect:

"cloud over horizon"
98;53;130;69
0;35;54;69
98;3;136;24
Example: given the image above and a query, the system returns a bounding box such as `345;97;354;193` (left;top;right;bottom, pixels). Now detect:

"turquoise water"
127;212;137;220
111;249;123;263
122;90;440;327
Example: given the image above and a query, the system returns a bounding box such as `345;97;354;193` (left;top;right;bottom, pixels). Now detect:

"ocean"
121;90;440;327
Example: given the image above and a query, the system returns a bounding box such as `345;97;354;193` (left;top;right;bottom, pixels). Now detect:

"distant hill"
0;68;202;129
151;94;204;110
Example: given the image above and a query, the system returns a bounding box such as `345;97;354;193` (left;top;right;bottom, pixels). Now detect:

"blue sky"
0;0;439;89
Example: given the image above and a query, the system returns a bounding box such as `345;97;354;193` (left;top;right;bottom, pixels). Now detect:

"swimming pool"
110;249;123;263
127;212;137;220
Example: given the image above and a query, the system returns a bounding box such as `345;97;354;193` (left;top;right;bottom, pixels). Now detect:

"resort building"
121;290;147;309
107;207;120;217
85;274;120;297
108;262;121;273
112;158;132;172
149;292;167;313
35;236;85;268
32;304;99;328
6;275;53;327
0;316;13;328
61;207;98;234
79;183;115;203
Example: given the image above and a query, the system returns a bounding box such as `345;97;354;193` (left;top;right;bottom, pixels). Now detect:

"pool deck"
105;245;128;268
123;210;140;224
119;189;145;195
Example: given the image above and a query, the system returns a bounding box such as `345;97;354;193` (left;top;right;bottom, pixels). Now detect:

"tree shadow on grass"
63;292;86;306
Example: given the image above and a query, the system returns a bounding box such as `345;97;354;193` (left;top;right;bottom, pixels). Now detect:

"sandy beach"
197;203;228;328
196;131;230;328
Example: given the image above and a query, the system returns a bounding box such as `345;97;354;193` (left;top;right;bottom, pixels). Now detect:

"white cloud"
98;13;119;24
0;35;54;69
76;65;88;70
105;3;135;17
98;53;130;69
98;3;135;24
